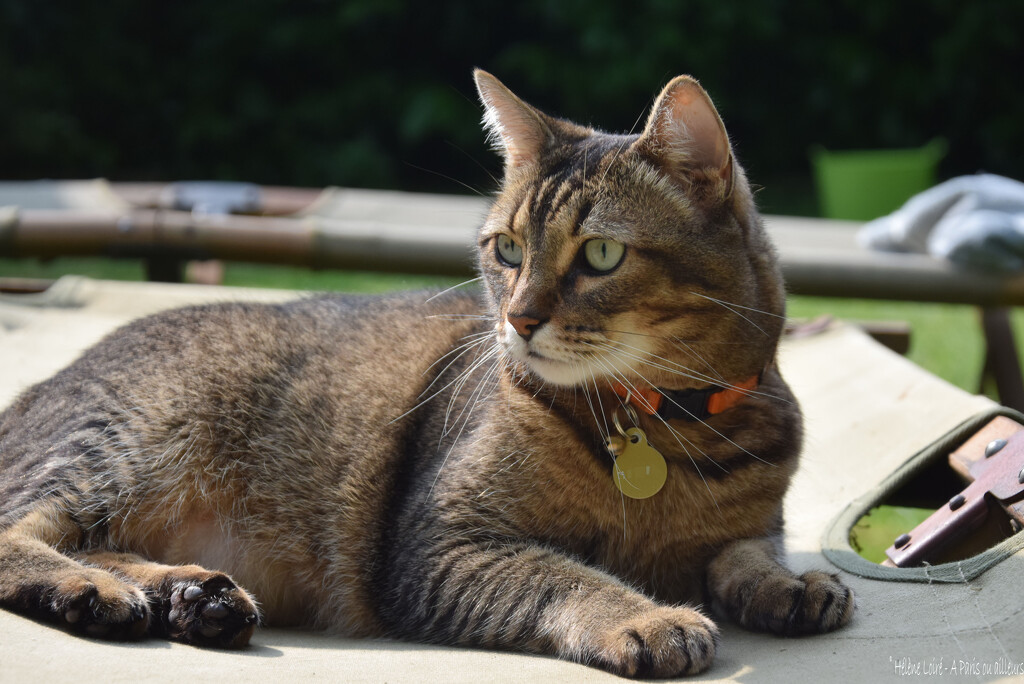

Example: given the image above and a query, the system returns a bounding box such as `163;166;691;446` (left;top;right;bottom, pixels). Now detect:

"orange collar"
610;374;760;422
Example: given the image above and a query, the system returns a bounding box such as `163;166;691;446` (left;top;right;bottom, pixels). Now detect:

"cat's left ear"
635;76;734;197
474;69;553;170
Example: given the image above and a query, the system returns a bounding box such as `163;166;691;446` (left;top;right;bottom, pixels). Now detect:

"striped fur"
0;73;852;677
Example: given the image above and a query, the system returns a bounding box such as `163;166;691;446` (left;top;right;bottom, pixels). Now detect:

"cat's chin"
517;349;632;388
504;334;590;386
521;354;594;387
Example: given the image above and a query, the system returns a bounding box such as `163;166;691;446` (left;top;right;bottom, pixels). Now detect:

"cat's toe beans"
199;623;224;638
200;574;236;595
62;589;96;624
203;601;229;619
181;585;204;602
167;575;259;648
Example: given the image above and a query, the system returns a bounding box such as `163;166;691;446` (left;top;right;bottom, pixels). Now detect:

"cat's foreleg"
76;551;259;648
389;541;718;677
706;536;854;635
0;502;150;639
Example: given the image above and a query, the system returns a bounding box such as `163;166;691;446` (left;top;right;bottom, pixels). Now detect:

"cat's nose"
507;314;543;340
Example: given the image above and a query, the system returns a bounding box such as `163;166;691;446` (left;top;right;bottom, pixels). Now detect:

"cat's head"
474;70;785;393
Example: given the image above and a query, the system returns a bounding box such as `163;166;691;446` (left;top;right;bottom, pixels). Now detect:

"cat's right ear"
634;76;734;198
474;70;552;170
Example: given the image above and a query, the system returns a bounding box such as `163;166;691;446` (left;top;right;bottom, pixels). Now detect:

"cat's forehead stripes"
522;134;635;235
538;174;584;227
568;198;595;237
511;189;535;236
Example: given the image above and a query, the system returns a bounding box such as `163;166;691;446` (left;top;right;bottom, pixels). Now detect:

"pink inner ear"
493;111;546;168
476;72;548;168
662;82;731;173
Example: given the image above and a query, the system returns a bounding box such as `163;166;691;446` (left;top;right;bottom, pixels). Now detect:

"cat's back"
0;287;485;524
3;288;481;422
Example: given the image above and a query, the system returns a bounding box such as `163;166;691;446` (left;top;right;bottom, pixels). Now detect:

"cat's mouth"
504;324;644;388
520;350;589;386
502;326;581;385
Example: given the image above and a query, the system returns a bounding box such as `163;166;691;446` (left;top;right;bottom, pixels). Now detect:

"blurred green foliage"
1;0;1021;211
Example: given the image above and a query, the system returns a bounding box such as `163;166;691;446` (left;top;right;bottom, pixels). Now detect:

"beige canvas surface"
0;277;1021;683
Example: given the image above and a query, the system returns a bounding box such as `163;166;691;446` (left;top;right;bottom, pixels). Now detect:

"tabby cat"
0;71;853;677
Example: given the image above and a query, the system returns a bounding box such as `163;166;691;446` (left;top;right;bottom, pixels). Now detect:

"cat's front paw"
54;572;150;640
163;572;260;648
736;570;854;636
589;605;718;678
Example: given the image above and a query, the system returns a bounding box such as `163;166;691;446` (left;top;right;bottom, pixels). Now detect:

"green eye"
496;234;524;266
583;239;625;272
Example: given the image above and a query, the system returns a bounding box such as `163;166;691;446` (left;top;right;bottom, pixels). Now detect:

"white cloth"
859;174;1024;272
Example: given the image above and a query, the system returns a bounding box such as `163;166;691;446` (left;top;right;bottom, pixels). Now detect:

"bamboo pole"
2;208;477;276
5;191;1024;304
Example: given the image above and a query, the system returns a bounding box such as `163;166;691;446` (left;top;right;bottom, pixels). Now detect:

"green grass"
3;257;1020;396
0;258;466;294
1;257;150;283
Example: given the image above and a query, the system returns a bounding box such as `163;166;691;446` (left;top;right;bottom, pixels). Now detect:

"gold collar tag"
610;424;667;499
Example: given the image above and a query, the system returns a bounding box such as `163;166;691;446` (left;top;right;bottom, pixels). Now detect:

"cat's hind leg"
0;502;150;639
706;537;854;636
77;551;260;648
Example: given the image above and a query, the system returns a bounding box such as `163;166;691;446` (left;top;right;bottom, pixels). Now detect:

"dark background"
2;0;1021;214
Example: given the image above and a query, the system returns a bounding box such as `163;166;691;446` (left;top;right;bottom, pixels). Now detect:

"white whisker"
653;387;776;468
596;339;724;387
669;337;727;383
443;346;502;436
389;336;499;426
429;353;505;495
689;292;782;337
421;331;495;381
605;328;751;347
690;292;785;319
426;314;491;320
591;340;789;405
580;365;611;447
597;98;650;187
578;361;628;539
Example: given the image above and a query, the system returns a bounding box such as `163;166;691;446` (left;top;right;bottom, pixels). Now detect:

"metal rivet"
985;439;1007;457
949;494;966;511
894;533;911;549
1019;467;1024;485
